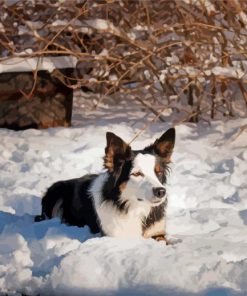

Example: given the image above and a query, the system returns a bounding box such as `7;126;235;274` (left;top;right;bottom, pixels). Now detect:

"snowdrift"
0;112;247;295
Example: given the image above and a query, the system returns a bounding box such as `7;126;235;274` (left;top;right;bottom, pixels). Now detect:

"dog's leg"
34;213;46;222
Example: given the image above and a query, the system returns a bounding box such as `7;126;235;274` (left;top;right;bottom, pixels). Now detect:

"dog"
35;128;175;242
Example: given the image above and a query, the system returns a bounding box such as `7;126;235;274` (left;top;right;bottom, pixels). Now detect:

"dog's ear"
104;132;131;175
153;128;175;162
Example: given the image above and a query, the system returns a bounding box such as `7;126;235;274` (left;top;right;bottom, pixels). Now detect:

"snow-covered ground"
0;93;247;296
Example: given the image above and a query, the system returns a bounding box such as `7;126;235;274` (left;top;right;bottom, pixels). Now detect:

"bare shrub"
0;0;246;123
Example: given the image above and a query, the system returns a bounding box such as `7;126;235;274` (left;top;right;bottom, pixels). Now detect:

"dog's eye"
131;171;144;177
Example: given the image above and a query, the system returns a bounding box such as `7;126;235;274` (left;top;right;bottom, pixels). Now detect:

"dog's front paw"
154;235;166;242
152;235;169;245
152;235;182;246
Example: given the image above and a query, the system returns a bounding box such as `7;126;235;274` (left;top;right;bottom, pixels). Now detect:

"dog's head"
103;128;175;207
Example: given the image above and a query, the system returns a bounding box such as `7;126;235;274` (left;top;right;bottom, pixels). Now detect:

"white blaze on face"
121;153;165;204
90;155;166;238
90;172;149;238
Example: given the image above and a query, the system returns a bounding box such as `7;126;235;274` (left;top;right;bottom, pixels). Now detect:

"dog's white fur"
90;154;166;238
51;198;64;219
122;153;165;205
143;219;165;238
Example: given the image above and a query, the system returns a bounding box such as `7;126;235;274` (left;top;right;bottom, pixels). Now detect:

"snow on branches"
0;0;247;122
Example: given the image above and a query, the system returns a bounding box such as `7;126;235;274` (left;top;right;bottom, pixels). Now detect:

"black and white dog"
35;128;175;242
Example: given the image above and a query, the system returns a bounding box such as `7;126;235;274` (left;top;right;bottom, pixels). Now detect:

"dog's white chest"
97;202;145;238
90;172;151;238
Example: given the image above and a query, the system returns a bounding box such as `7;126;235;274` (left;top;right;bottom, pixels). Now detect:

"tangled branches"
0;0;247;123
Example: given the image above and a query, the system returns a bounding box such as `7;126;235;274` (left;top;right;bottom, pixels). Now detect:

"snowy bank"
0;56;77;73
0;101;247;295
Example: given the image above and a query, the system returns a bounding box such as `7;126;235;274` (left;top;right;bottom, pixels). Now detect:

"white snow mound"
0;115;247;295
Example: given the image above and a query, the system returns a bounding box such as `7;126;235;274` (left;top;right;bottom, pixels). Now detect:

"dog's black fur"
35;174;100;233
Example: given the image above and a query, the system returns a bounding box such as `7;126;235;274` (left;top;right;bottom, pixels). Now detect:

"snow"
0;56;77;73
84;19;121;36
0;93;247;295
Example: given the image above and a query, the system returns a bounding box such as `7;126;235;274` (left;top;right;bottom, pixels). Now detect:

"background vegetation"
1;0;247;124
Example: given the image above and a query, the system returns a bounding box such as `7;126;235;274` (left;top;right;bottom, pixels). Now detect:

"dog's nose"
153;187;166;198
